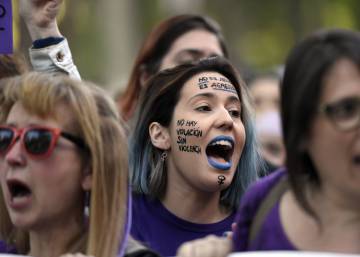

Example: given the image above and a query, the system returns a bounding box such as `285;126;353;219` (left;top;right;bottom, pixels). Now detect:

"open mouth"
206;136;234;171
353;155;360;165
7;180;31;200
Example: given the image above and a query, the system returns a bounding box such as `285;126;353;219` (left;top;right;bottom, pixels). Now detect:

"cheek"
234;123;246;157
173;119;204;155
307;121;351;174
34;154;83;190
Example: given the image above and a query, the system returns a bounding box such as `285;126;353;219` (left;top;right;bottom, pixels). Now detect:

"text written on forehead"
198;76;237;94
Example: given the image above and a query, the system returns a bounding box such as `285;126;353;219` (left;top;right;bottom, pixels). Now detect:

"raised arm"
19;0;81;79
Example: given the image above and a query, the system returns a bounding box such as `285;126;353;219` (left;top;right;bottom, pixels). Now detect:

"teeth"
210;140;232;147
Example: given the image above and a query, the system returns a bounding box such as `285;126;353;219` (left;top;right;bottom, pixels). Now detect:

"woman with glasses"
0;72;158;257
177;29;360;256
232;28;360;253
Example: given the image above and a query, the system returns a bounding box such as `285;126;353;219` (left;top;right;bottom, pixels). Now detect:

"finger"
231;222;237;232
176;242;192;257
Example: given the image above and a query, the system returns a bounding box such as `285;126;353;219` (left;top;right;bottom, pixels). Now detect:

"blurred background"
12;0;360;94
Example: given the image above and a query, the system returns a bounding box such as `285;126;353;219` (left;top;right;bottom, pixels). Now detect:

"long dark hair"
130;56;260;211
281;29;360;216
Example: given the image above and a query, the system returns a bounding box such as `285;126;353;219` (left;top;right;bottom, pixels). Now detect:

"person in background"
19;0;229;122
130;57;260;257
254;110;285;174
177;28;360;256
118;14;228;121
248;72;285;174
248;73;281;114
0;72;158;257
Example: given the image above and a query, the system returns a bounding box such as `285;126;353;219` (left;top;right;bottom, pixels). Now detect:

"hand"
59;253;95;257
176;235;232;257
19;0;63;40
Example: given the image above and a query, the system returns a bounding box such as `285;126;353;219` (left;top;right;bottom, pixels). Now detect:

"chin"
9;214;35;230
200;178;232;192
11;219;32;230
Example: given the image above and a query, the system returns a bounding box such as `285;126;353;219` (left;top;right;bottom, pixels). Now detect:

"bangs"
0;73;76;123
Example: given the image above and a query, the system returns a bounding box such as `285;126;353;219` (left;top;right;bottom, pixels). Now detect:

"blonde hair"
0;72;128;257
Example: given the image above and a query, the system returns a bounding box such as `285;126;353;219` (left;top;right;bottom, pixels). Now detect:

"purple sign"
0;0;13;54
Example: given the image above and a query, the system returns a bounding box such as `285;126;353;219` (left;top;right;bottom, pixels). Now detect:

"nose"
5;139;26;167
215;108;234;131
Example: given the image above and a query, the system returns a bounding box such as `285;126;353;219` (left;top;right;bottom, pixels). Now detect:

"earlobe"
149;122;171;150
81;167;92;191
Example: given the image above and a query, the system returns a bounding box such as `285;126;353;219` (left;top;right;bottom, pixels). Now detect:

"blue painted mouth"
208;157;232;170
206;136;234;171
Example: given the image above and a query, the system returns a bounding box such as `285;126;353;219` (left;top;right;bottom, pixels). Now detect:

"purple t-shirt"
0;240;17;254
131;194;236;257
232;168;296;251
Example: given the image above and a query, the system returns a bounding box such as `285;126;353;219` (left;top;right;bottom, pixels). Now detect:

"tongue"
210;155;227;163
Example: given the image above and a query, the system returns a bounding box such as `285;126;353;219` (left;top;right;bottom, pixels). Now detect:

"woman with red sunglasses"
0;72;158;257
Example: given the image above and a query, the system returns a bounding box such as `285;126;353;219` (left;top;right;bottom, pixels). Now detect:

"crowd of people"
0;1;360;257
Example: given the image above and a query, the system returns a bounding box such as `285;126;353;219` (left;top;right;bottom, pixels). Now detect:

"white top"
229;252;360;257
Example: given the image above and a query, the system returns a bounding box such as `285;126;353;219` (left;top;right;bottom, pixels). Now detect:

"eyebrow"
175;49;222;59
188;92;240;104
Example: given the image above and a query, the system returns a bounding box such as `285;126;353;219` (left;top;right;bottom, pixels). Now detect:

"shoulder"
131;193;158;218
243;168;287;206
232;168;287;251
0;240;17;254
131;193;161;242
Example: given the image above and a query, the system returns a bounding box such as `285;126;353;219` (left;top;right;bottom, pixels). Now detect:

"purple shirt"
131;194;236;257
233;169;296;251
0;240;17;254
0;0;13;53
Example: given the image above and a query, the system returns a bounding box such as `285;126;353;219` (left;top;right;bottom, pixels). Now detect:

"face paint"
176;128;203;137
206;136;234;170
179;145;201;154
168;71;245;192
198;77;209;90
210;82;237;94
198;76;237;94
218;175;226;185
176;119;203;154
177;119;198;127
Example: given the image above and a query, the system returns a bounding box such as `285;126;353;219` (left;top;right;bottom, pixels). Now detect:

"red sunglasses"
0;126;87;159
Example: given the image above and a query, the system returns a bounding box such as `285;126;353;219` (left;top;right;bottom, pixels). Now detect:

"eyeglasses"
0;126;87;159
319;96;360;132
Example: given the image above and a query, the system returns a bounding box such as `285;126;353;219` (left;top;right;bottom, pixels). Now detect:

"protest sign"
0;0;13;54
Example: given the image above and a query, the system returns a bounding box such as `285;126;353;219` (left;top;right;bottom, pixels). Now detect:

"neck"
282;186;360;253
28;214;86;257
162;166;231;223
309;183;360;227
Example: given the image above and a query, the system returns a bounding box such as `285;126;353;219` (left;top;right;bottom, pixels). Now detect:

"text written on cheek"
176;119;202;154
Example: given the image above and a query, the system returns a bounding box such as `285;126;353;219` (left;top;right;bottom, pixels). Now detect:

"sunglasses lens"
24;129;53;155
0;128;14;153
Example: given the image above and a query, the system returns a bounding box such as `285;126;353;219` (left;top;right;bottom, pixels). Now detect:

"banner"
0;0;13;54
229;252;359;257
